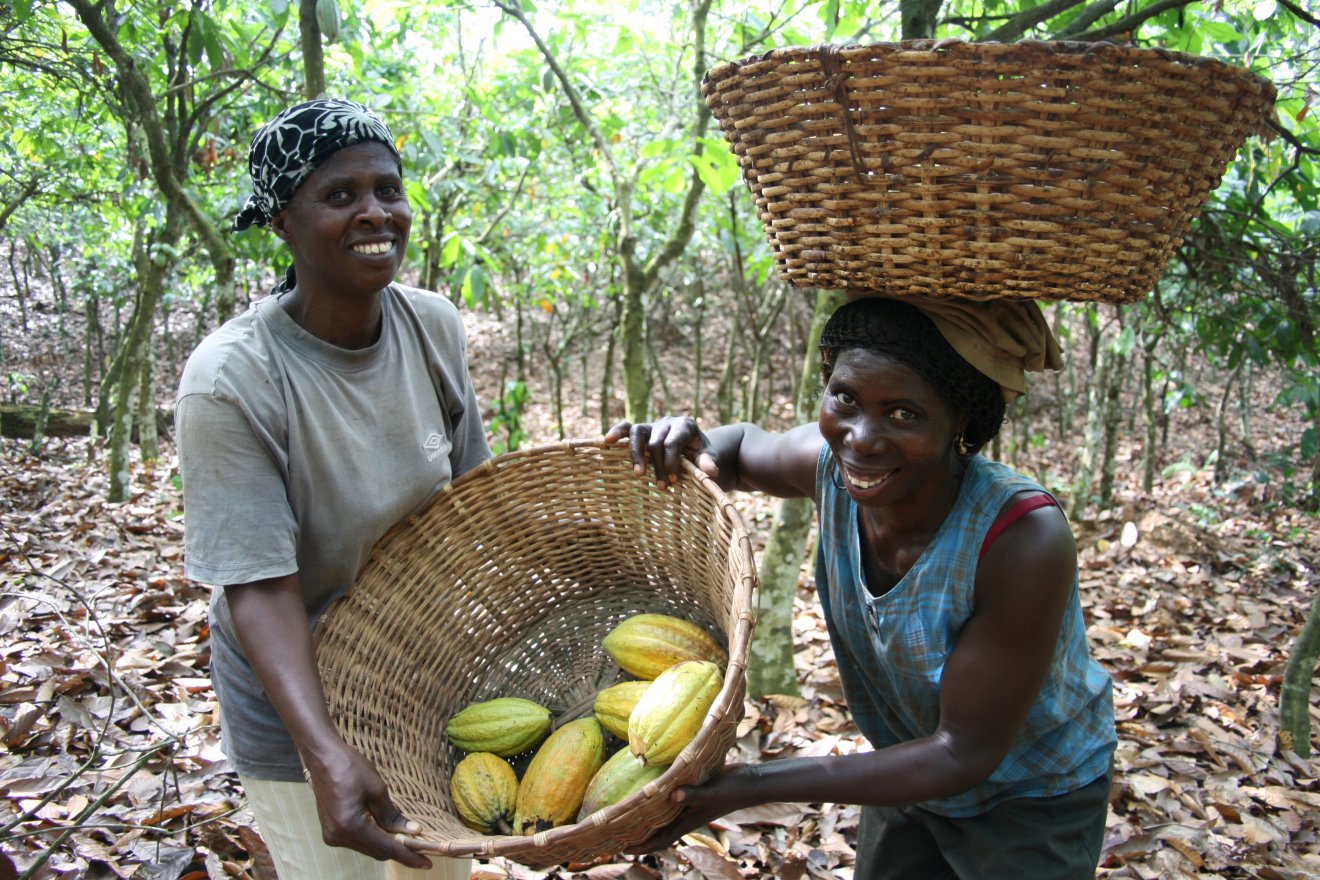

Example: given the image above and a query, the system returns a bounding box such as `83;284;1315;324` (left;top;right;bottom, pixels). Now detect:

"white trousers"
241;777;472;880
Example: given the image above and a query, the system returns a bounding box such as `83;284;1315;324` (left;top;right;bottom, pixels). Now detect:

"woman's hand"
303;741;433;869
629;764;758;854
604;417;721;485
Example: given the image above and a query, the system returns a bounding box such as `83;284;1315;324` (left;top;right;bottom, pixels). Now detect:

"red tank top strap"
979;493;1058;561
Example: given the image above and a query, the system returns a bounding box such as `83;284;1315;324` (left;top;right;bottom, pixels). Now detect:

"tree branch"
490;0;620;188
1070;0;1198;41
984;0;1090;43
1277;0;1320;29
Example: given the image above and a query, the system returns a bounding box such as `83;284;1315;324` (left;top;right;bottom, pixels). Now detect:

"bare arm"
604;418;823;498
225;575;432;869
633;501;1078;849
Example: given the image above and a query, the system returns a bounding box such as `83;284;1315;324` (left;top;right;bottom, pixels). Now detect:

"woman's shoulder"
178;297;284;397
970;456;1049;497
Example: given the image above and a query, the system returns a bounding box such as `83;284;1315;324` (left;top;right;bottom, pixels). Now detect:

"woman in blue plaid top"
606;296;1115;879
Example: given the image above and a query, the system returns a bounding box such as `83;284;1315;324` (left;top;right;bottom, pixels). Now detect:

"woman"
607;296;1115;879
176;99;489;879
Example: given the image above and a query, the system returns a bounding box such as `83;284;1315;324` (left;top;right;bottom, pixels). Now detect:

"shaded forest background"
2;0;1318;877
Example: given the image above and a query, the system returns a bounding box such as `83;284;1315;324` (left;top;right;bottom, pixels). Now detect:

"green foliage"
0;0;1316;488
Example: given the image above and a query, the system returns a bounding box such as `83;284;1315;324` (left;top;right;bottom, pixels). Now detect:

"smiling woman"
174;99;490;880
604;295;1115;879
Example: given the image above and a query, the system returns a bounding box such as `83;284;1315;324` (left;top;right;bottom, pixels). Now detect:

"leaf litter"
1;431;1316;880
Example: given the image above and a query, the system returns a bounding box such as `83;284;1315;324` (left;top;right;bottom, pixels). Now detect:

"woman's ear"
270;211;291;242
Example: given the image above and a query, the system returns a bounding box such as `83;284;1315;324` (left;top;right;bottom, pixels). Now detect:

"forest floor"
1;307;1318;880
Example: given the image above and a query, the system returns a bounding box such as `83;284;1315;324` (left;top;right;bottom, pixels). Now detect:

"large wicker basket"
701;39;1277;303
314;441;758;868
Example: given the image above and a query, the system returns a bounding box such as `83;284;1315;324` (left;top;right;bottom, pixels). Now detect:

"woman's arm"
224;575;433;869
605;418;823;498
633;501;1078;850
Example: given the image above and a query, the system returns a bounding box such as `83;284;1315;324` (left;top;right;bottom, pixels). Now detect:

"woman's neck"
280;285;386;350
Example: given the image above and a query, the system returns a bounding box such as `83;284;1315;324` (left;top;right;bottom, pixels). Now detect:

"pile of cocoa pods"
445;613;727;836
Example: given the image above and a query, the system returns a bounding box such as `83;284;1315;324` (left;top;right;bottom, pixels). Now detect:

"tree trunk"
135;347;159;463
1214;359;1245;485
716;321;739;425
1070;305;1106;517
747;289;844;699
1098;308;1126;506
299;0;327;99
1141;331;1160;493
0;405;170;440
1279;587;1320;757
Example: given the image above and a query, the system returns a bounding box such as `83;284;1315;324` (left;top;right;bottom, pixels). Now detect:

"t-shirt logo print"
424;431;446;462
425;432;446;464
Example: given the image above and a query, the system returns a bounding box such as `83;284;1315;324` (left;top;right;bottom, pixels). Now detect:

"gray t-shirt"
176;283;491;780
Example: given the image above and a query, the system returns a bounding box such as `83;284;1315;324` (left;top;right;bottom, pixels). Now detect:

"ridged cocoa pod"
602;613;727;680
513;717;605;835
577;746;666;821
450;752;518;835
628;659;723;767
445;697;552;757
593;680;652;741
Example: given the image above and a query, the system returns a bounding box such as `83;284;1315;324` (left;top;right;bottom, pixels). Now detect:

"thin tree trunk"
693;281;705;417
1071;305;1106;518
1214;360;1245;485
299;0;327;99
717;326;738;425
747;289;844;699
1141;333;1159;493
1098;308;1126;506
1279;588;1320;757
136;348;159;463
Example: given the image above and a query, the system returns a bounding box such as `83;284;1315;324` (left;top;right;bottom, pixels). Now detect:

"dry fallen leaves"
1;434;1316;880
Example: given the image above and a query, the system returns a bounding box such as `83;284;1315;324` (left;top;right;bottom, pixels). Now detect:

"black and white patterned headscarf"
232;99;400;232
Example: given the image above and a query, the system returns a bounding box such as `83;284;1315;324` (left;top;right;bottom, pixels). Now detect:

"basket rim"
318;439;759;866
703;38;1277;105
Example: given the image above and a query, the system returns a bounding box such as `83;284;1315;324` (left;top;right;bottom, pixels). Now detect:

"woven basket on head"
314;441;758;868
701;39;1277;304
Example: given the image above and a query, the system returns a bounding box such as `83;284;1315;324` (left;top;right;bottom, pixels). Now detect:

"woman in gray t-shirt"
176;99;489;879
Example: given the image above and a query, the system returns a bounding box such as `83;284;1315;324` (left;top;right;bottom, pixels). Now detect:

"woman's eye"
834;390;858;408
326;188;353;204
891;407;917;422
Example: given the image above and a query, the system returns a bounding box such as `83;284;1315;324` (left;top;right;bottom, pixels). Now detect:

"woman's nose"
358;197;390;223
845;419;886;454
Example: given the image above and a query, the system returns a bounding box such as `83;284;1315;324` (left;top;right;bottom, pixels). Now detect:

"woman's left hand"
628;764;755;854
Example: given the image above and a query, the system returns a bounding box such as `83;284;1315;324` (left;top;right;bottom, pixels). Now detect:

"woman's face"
819;349;967;507
272;140;410;297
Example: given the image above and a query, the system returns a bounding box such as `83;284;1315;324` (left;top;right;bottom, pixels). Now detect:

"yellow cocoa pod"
602;613;727;680
450;752;518;835
593;680;652;741
445;697;552;757
577;746;666;821
628;659;722;767
513;717;605;835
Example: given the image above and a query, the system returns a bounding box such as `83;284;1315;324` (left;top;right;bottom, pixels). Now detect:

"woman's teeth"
354;242;392;255
848;471;890;489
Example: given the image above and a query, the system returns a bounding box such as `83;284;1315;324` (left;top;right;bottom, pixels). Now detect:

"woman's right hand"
304;740;434;869
604;417;720;485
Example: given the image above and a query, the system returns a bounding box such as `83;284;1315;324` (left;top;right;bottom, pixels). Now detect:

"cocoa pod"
450;752;518;835
628;659;722;767
593;680;652;741
602;613;727;680
513;717;605;834
577;746;665;820
445;696;552;757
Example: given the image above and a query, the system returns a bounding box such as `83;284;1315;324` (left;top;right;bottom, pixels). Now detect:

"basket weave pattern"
314;442;758;867
701;40;1276;303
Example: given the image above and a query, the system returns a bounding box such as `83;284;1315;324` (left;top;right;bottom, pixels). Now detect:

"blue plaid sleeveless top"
814;446;1115;817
